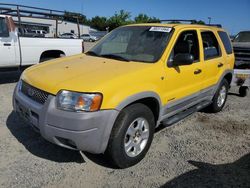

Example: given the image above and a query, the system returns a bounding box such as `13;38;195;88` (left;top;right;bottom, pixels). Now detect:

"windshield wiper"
100;54;130;62
85;51;100;57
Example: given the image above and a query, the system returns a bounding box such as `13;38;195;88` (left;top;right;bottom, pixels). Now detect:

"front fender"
115;91;162;111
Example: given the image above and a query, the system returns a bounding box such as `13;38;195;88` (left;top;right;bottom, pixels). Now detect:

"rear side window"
201;31;221;60
218;31;233;54
0;17;9;37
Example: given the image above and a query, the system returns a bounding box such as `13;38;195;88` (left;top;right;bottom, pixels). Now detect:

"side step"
161;100;211;126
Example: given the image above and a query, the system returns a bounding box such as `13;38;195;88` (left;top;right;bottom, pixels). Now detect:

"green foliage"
134;14;160;23
107;10;132;31
90;16;108;31
63;10;205;31
64;11;89;25
191;20;205;25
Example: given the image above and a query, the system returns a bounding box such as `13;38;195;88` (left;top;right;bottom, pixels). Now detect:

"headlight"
56;90;102;112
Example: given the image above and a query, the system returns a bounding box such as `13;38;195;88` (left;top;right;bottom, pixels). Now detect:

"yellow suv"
13;23;234;168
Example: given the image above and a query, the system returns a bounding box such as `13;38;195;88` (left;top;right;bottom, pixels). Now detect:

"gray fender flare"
115;91;162;111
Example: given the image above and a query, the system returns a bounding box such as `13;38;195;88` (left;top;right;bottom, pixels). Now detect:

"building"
12;16;93;37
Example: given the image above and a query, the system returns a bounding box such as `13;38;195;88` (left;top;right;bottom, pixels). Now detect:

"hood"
22;54;153;95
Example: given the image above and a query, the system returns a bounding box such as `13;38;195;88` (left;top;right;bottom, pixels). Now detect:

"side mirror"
172;53;194;66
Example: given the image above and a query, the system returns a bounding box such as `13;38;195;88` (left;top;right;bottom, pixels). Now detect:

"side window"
218;31;233;54
169;30;200;63
0;17;9;37
201;31;221;60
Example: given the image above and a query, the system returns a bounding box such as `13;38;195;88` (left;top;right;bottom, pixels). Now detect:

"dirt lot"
0;42;249;188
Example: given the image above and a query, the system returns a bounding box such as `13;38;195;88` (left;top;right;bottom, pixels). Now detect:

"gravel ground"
0;42;249;188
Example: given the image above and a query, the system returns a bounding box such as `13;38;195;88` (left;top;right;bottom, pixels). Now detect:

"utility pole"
208;17;211;25
81;2;83;34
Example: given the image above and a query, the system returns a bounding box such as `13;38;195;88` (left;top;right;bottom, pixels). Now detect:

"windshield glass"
87;26;172;63
233;31;250;42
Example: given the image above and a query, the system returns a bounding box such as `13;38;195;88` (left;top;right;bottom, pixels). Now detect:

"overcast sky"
2;0;250;34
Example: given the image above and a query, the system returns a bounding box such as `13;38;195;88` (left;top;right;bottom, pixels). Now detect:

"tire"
239;86;249;97
206;79;229;113
39;57;54;63
106;103;155;168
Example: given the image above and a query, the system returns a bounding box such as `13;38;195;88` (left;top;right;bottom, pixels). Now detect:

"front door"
163;29;204;108
0;17;17;67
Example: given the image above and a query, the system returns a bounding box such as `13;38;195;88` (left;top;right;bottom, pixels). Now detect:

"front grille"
233;47;250;62
20;81;49;104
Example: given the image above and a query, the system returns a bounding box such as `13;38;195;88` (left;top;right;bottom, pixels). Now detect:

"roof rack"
0;3;82;37
159;19;222;28
160;19;197;23
205;24;222;28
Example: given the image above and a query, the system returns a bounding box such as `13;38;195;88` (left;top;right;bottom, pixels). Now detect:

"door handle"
194;69;202;75
3;43;11;46
217;63;224;68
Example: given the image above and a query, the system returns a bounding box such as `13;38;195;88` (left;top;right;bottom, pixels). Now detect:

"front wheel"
205;79;229;113
106;103;155;168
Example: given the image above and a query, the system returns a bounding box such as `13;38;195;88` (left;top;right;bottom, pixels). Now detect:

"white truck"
0;15;84;68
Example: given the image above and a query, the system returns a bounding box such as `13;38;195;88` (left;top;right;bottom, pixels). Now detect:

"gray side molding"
116;91;162;111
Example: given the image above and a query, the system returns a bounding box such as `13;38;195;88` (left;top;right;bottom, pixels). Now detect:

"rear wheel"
239;86;249;97
206;79;229;113
106;103;155;168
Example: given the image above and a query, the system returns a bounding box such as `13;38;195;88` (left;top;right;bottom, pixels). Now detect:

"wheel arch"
39;50;65;62
116;92;162;124
224;72;233;85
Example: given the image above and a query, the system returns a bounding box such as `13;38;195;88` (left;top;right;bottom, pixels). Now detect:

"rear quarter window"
218;31;233;54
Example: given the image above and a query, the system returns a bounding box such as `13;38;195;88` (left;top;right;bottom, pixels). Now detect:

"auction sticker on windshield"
149;27;172;33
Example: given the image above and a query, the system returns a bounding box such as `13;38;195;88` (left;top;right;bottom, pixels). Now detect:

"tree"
64;11;89;25
134;14;160;23
191;20;205;25
90;16;108;31
134;14;150;23
62;10;161;31
107;10;132;30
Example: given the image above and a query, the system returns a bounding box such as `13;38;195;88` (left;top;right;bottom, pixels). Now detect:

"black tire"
205;79;229;113
39;57;54;63
106;103;155;168
239;86;249;97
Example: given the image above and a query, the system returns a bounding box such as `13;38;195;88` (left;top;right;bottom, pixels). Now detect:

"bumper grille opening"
20;81;49;104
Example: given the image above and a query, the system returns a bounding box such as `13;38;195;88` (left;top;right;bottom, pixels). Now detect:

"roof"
126;23;225;31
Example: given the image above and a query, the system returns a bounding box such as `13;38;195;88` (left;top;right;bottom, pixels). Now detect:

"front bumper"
13;82;119;154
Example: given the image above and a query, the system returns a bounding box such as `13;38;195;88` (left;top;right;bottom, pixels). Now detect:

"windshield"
87;26;172;63
233;31;250;42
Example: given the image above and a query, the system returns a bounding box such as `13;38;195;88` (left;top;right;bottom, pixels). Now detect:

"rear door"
217;31;234;69
199;30;225;88
0;17;17;67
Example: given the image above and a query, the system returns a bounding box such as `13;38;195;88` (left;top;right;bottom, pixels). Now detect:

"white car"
81;34;98;42
60;33;78;39
0;15;84;68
